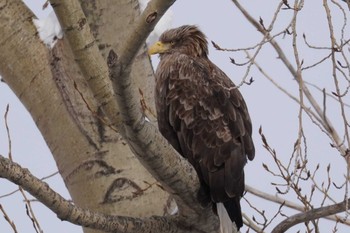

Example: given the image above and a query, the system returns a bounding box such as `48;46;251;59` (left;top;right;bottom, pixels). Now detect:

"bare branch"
271;197;350;233
4;104;12;161
242;213;266;233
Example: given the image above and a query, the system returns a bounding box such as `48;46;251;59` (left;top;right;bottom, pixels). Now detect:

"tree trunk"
0;1;170;232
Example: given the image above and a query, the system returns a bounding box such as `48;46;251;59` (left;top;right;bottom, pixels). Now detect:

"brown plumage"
149;25;255;230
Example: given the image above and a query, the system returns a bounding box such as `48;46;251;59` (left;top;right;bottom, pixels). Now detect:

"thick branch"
271;197;350;233
107;50;209;221
118;0;176;68
49;0;124;131
0;154;188;233
108;0;176;127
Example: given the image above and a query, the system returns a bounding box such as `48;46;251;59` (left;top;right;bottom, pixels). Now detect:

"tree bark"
0;1;170;233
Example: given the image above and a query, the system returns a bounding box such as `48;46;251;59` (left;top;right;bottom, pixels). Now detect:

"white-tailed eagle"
149;25;255;232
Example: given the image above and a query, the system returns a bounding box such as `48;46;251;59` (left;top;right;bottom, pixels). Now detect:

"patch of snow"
33;11;63;48
138;0;173;45
138;0;148;11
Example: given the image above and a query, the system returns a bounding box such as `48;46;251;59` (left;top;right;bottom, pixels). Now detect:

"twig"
309;165;338;205
19;187;42;233
242;213;265;233
243;195;269;227
211;29;286;53
0;204;18;233
4;104;12;161
234;1;286;88
4;104;43;232
290;0;306;201
301;52;332;71
303;81;350;107
331;0;347;43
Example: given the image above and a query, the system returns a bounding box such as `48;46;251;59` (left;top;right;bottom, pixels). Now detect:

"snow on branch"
33;11;63;48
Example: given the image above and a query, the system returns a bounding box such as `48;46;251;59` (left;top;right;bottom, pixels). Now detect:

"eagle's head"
148;25;208;58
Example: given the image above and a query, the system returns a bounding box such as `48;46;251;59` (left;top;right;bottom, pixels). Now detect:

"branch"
108;0;177;126
271;197;350;233
118;0;176;67
0;154;189;233
246;184;350;226
0;204;18;233
49;0;124;131
246;185;304;212
242;213;265;233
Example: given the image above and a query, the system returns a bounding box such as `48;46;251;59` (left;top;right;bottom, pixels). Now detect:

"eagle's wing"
155;53;255;203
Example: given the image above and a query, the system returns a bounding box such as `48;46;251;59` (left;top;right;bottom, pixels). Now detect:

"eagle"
148;25;255;232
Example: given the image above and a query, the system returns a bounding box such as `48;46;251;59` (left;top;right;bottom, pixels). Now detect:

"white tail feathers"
217;202;234;233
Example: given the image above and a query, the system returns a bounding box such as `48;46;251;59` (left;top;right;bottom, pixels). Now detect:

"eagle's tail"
217;199;243;233
217;202;234;233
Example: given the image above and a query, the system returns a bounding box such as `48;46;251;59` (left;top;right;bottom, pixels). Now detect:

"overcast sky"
1;1;349;232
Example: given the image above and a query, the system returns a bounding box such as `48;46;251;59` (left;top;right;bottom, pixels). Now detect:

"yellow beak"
148;41;171;55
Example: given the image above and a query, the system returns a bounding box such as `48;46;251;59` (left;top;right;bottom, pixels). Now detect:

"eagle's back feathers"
154;25;255;231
